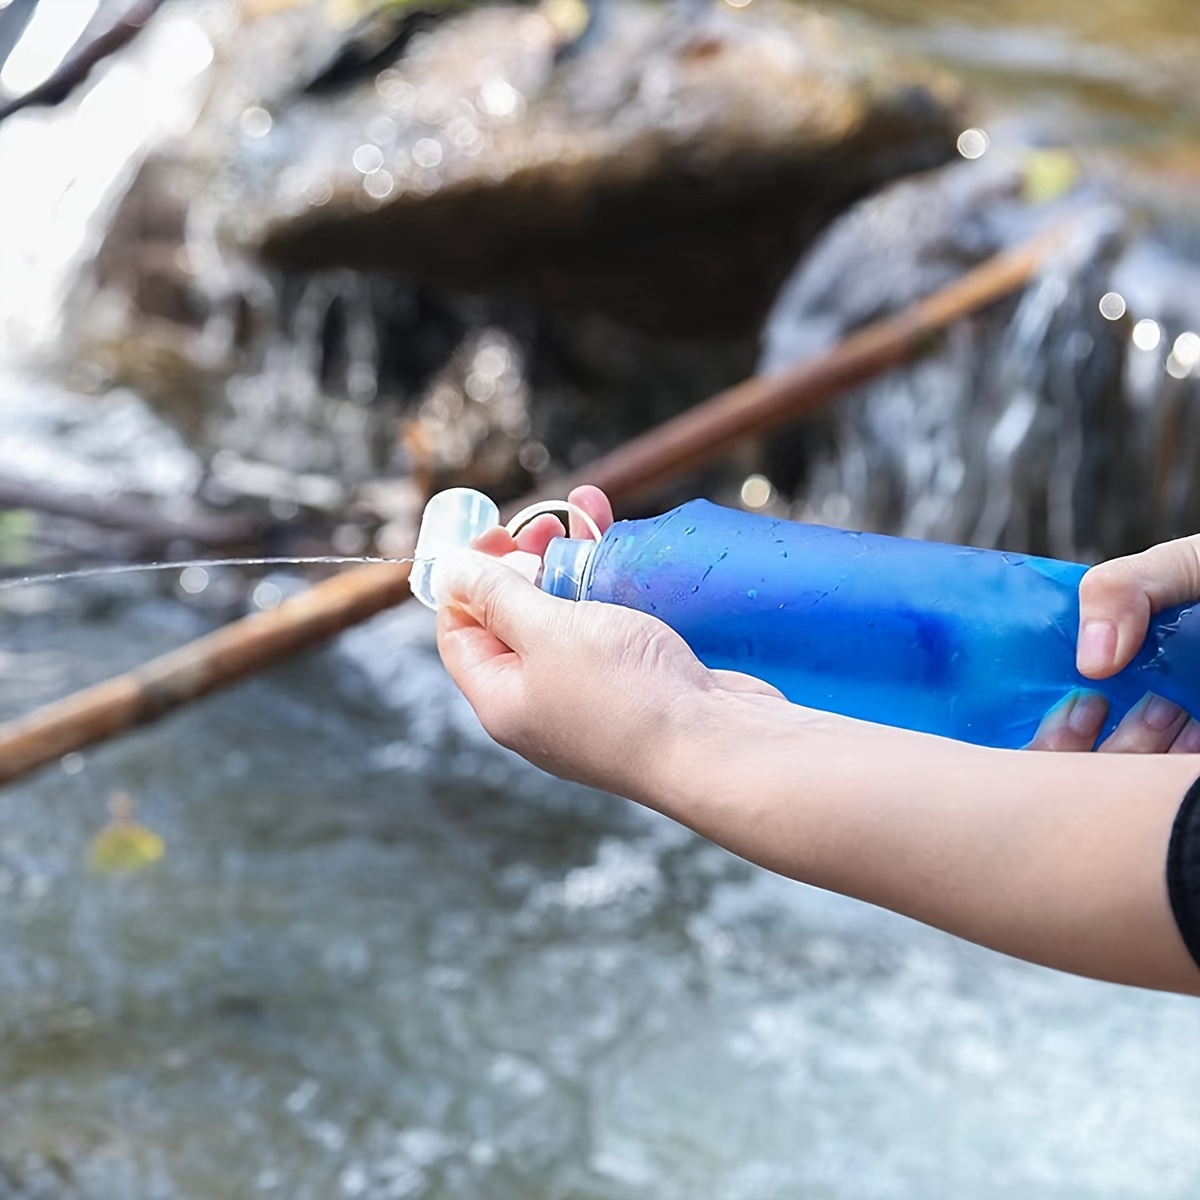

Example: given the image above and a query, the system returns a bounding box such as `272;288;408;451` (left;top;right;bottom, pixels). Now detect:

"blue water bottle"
536;499;1200;749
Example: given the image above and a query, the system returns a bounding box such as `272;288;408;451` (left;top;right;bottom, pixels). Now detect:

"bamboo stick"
0;225;1065;786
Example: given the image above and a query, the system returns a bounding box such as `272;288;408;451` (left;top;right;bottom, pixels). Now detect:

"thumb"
1077;536;1200;678
433;549;560;653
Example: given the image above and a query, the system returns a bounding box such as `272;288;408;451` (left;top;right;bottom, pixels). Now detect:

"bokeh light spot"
480;78;521;118
411;138;444;169
1173;332;1200;368
240;105;272;139
352;144;385;175
956;128;989;160
363;169;395;200
1132;319;1162;351
252;580;284;611
740;475;775;510
179;566;209;595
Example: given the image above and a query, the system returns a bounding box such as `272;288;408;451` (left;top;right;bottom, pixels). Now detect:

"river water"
2;3;1200;1197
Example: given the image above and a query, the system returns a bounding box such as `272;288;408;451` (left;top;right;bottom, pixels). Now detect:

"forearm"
434;539;1200;994
653;690;1200;994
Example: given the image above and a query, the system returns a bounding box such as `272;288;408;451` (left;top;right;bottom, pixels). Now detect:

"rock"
237;0;965;337
758;146;1200;561
67;0;965;506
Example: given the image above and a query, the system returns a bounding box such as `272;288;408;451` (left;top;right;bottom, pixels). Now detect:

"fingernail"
1067;691;1107;737
1078;620;1117;675
1175;720;1200;754
1142;694;1184;732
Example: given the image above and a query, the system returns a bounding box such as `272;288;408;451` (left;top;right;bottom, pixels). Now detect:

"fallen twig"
0;475;266;549
0;0;168;124
0;225;1066;786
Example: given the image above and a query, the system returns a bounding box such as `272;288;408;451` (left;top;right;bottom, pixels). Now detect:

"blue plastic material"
540;499;1200;749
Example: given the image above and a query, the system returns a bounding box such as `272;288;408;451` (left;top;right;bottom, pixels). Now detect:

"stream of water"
2;3;1200;1197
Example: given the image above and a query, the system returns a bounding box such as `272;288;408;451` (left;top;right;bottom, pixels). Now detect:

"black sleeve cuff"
1166;776;1200;971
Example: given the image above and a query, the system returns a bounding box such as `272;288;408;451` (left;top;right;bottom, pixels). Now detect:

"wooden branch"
0;225;1066;786
0;475;266;548
0;563;413;784
0;0;167;124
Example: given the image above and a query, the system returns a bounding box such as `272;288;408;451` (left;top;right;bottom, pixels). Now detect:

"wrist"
647;686;988;896
647;684;835;840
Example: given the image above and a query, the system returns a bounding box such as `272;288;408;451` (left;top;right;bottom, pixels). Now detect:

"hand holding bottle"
444;484;1200;757
435;486;785;803
433;485;1200;994
1029;536;1200;753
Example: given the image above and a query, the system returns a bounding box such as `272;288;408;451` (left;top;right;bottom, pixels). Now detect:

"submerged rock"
68;0;964;512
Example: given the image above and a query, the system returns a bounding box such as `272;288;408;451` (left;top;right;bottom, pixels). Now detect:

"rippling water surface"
3;580;1200;1198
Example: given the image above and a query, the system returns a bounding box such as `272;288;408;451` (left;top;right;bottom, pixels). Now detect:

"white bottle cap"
411;488;499;609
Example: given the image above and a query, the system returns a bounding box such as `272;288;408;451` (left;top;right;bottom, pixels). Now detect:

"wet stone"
758;146;1200;560
64;0;964;497
240;0;965;337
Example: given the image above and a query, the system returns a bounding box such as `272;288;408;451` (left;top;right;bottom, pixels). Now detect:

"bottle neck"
540;537;597;600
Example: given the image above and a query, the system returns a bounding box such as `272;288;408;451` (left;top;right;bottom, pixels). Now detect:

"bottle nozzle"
411;488;500;609
411;489;606;609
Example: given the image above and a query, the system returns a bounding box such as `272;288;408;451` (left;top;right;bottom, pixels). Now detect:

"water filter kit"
412;488;1200;750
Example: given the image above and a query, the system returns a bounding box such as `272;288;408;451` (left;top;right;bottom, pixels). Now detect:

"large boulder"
69;0;966;516
234;0;965;336
758;147;1200;561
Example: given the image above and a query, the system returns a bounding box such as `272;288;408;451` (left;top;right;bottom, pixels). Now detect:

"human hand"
434;486;784;800
1028;535;1200;753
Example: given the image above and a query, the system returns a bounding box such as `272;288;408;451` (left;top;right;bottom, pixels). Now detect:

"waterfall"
0;2;214;363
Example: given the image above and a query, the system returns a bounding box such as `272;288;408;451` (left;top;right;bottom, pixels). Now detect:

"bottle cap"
411;488;499;609
411;488;606;609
